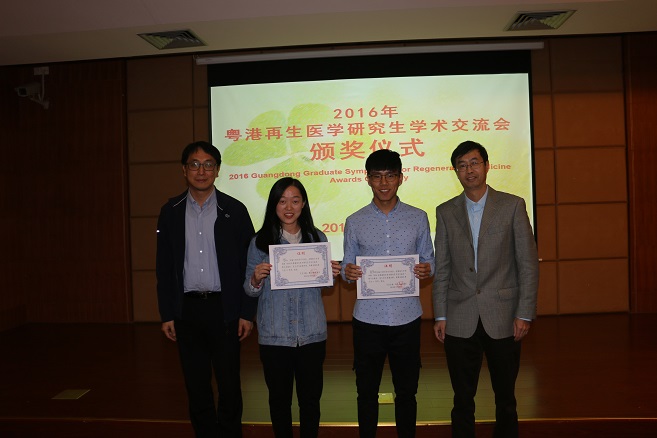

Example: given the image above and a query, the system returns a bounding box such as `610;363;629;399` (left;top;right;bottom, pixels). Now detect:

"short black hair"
181;141;222;166
365;149;402;173
450;140;489;169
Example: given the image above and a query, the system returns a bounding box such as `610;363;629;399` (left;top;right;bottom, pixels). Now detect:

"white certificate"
269;242;333;290
356;254;419;299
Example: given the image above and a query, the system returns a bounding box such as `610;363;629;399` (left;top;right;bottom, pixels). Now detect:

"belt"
184;291;220;299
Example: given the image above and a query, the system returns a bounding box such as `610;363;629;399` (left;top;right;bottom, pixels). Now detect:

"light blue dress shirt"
465;187;489;272
342;198;435;326
183;190;221;292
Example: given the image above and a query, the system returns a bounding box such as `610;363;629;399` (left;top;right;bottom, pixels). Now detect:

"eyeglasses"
455;161;484;173
186;161;217;171
367;172;400;182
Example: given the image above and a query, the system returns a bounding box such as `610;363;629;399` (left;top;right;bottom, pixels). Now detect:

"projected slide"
210;73;533;260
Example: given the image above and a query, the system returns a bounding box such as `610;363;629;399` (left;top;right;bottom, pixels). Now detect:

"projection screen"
208;50;536;260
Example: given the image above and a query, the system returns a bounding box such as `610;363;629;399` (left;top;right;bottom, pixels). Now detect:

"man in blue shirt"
156;141;256;438
342;149;435;438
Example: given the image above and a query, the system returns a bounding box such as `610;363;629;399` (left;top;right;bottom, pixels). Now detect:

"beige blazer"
432;186;539;339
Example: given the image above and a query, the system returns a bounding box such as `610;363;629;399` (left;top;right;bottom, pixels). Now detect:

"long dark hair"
255;177;321;252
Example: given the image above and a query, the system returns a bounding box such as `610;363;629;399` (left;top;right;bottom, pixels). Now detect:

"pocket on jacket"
447;288;470;303
497;287;518;300
485;224;512;237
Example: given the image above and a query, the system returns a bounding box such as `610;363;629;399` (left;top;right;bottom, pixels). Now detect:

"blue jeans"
352;317;421;438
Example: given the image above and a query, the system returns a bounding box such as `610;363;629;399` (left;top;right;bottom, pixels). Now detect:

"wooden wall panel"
192;63;210;141
546;36;630;315
555;147;627;203
553;92;626;147
534;149;556;204
194;108;210;141
131;218;157;271
549;36;624;93
127;57;199;322
129;163;188;218
537;205;557;261
128;109;195;163
419;280;434;319
340;280;358;322
530;42;552;94
537;261;558;315
0;60;131;325
531;94;554;149
193;62;209;108
557;204;628;260
624;33;657;313
132;271;160;322
322;285;341;322
127;56;194;111
0;67;25;330
558;259;629;313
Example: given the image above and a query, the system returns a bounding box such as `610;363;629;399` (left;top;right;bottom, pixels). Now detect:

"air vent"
138;30;206;50
505;10;576;31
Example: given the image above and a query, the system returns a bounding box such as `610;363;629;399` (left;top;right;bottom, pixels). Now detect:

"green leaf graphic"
222;110;288;165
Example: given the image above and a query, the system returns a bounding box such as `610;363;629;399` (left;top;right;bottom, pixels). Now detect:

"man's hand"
513;318;531;342
237;318;254;341
413;262;433;280
162;320;176;342
344;263;362;281
434;320;446;343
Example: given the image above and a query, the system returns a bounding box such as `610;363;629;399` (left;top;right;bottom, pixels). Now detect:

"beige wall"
128;35;630;322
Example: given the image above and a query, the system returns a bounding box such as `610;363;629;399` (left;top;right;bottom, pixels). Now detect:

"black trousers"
352;317;422;438
259;341;327;438
175;294;243;438
444;319;521;438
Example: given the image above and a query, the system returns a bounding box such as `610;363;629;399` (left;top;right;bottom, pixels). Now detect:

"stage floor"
1;314;657;434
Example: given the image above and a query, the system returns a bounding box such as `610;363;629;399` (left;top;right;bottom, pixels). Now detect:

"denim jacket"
243;230;329;347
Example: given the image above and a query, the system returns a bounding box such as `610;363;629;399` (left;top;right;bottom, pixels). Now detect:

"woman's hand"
251;262;272;288
331;260;342;278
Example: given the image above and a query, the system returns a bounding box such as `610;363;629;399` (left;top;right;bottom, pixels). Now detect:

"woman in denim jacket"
245;177;341;438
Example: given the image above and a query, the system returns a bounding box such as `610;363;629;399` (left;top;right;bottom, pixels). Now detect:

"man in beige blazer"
432;140;539;438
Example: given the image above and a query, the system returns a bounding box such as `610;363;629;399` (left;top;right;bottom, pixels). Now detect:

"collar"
186;188;217;210
465;186;489;212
